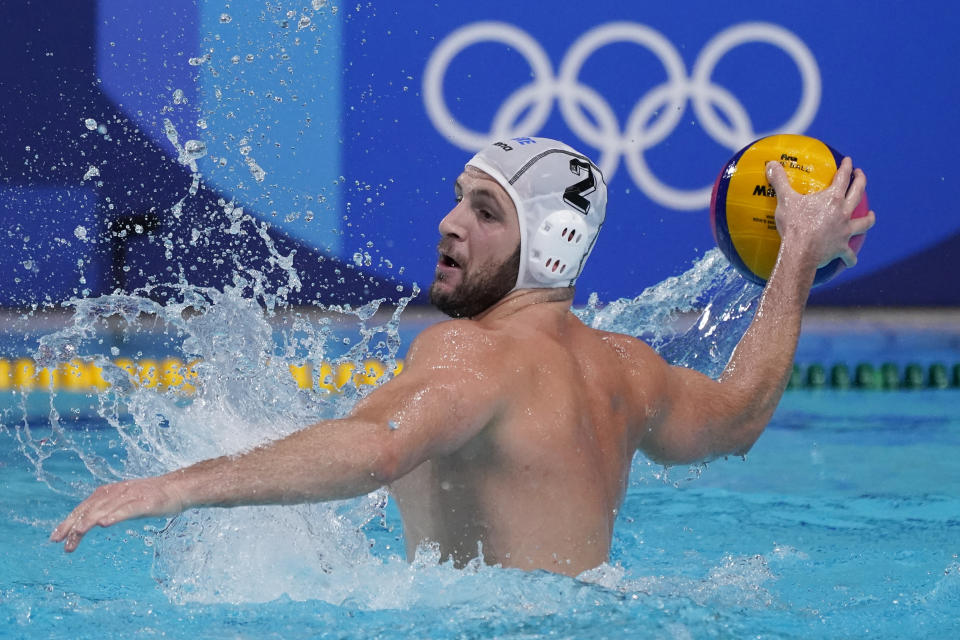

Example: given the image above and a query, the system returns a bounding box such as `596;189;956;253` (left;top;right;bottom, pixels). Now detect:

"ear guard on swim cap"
528;209;589;283
466;137;606;290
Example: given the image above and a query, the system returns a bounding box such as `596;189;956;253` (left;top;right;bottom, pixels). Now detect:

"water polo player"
52;137;875;575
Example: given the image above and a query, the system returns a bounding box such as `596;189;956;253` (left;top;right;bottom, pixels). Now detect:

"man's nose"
438;203;466;238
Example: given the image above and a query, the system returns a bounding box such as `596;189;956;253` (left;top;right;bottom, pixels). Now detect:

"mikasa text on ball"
709;134;869;286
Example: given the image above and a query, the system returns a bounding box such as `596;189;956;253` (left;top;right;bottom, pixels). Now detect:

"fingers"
51;477;184;552
50;499;91;544
839;247;858;268
844;167;867;210
850;209;877;236
830;157;854;193
51;500;98;552
64;526;88;553
50;483;136;552
765;161;792;195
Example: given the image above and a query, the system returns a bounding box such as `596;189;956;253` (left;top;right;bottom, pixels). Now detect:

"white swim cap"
466;137;607;290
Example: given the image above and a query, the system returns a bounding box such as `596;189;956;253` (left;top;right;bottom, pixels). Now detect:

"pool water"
3;381;959;638
1;254;958;638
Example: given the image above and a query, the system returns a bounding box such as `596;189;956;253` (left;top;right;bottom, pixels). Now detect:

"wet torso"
390;303;658;576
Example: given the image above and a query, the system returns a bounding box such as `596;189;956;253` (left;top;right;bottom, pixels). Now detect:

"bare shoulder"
405;318;513;373
590;328;668;372
348;318;517;455
584;327;674;417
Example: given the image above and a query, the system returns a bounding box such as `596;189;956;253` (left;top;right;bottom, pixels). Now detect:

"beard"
429;245;521;318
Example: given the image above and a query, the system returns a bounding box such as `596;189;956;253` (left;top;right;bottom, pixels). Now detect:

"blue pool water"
3;390;959;637
2;306;959;638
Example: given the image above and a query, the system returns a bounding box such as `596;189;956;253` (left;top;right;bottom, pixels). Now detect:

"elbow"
368;435;409;486
339;412;426;490
692;414;771;464
718;386;776;457
724;414;770;458
370;453;400;486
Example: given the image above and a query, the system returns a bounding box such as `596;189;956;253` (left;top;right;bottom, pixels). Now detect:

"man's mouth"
438;251;462;270
440;253;460;268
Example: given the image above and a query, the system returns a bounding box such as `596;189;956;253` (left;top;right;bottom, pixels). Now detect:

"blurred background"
1;0;958;312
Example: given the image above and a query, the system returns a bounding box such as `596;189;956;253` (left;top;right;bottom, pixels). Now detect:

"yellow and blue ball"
709;134;869;286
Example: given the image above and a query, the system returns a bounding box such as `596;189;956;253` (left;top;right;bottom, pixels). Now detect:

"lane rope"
787;362;960;391
1;358;957;394
0;358;403;394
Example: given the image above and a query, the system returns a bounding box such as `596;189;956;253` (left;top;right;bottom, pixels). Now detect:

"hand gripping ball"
709;134;869;286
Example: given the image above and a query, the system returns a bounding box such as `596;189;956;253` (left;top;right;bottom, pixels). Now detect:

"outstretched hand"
50;476;185;552
766;157;875;269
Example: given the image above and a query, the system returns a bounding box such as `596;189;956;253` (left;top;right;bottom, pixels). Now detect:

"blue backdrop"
2;1;958;307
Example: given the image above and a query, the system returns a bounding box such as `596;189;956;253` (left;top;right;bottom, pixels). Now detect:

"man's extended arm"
638;158;875;465
51;321;505;551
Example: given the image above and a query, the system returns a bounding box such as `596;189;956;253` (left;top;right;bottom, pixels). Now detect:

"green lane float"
830;364;851;390
789;361;960;391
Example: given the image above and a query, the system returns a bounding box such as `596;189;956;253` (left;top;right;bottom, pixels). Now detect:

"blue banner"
2;1;958;306
342;2;960;305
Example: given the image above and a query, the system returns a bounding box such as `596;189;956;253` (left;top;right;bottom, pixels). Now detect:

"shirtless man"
51;137;874;576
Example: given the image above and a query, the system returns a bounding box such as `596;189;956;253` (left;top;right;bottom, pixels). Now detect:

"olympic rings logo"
423;21;821;210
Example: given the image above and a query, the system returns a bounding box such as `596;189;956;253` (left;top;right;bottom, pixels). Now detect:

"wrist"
163;466;203;511
775;233;820;273
764;244;817;307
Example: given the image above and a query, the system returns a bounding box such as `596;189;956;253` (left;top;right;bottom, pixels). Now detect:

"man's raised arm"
637;157;875;465
51;321;507;552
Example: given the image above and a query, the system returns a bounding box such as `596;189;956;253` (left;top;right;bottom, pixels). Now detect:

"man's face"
429;167;521;318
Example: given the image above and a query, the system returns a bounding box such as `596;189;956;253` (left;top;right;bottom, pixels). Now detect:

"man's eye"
479;210;494;220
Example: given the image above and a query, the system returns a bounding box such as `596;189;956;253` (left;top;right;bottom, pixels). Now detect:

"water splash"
575;248;761;377
14;243;763;607
3;0;770;614
18;272;418;603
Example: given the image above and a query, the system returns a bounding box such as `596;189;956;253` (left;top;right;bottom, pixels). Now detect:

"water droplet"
172;89;186;105
312;0;327;8
74;225;88;241
219;13;232;23
84;118;97;131
184;140;207;160
163;118;179;146
245;158;266;182
297;16;311;29
82;166;100;181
